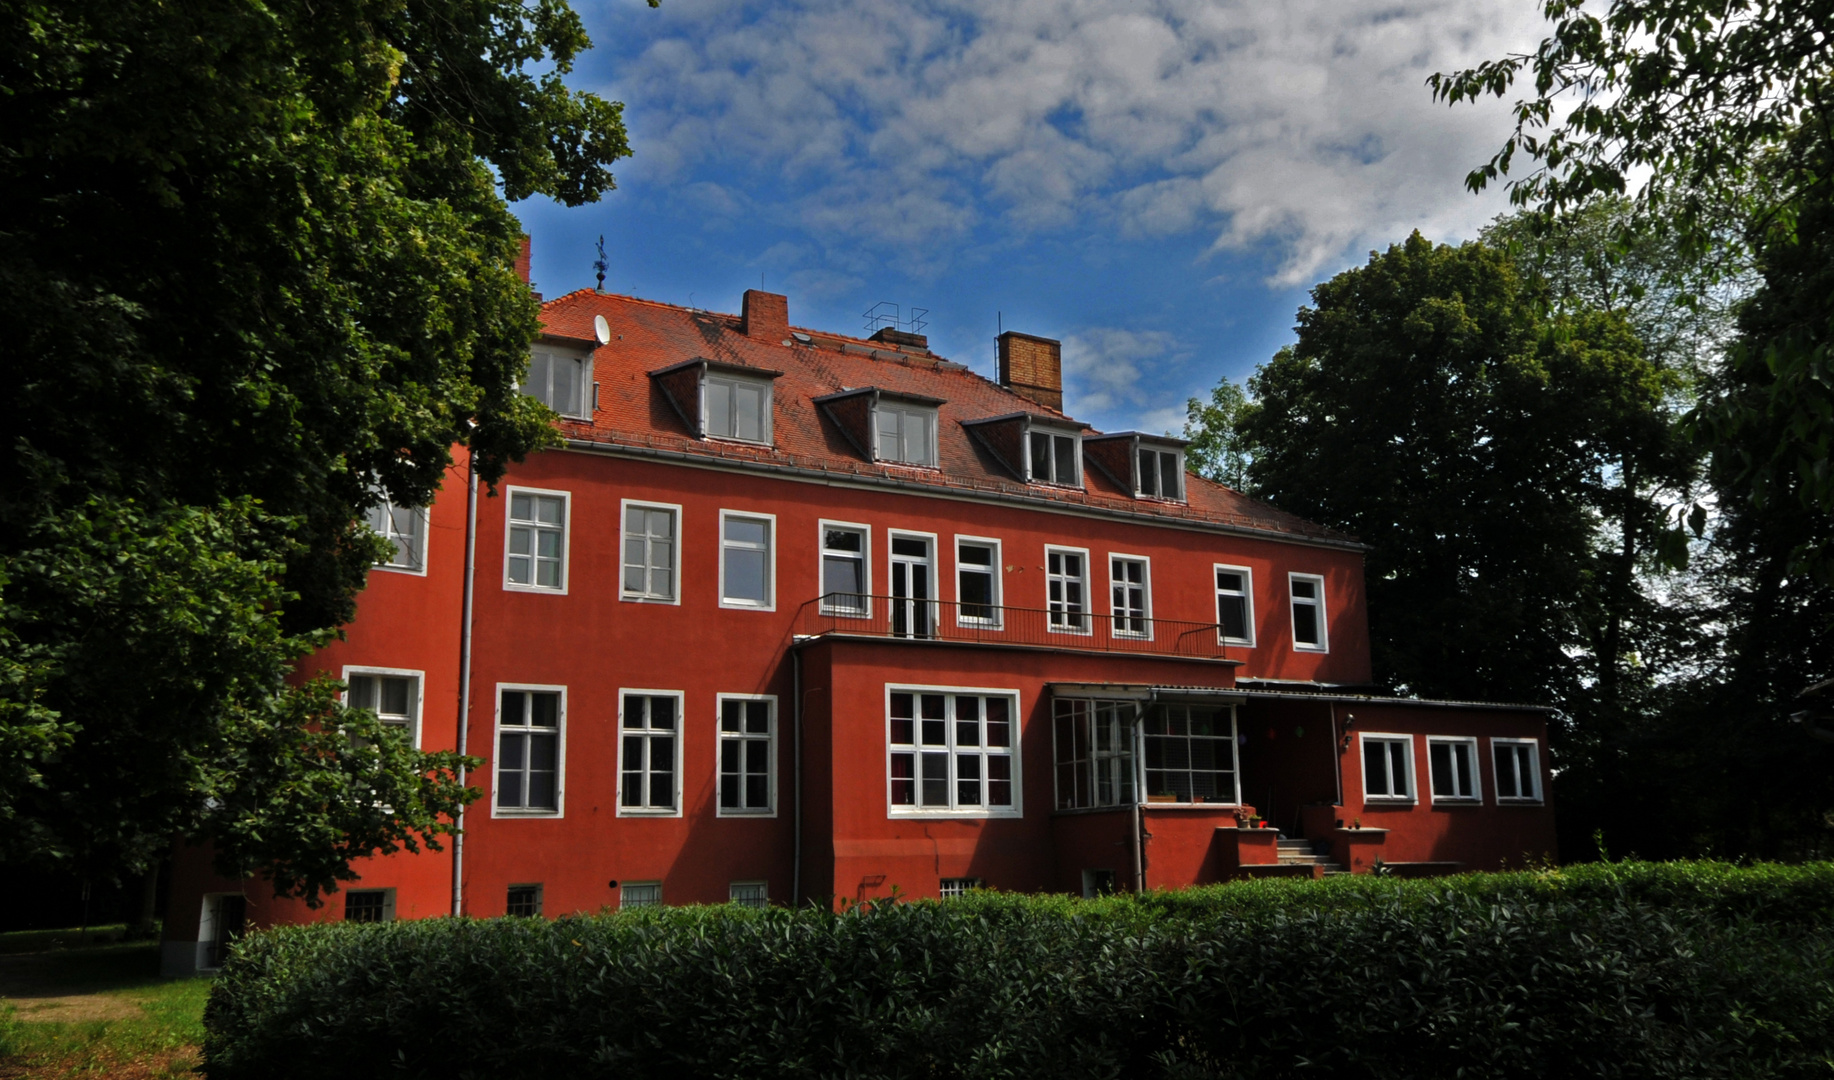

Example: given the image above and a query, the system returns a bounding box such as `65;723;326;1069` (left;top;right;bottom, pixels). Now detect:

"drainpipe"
1329;703;1343;808
1132;703;1146;893
791;648;803;907
450;452;480;918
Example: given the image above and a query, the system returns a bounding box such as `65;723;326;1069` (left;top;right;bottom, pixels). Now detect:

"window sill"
1142;801;1242;810
620;593;680;605
371;562;429;577
1291;645;1329;654
616;808;682;818
706;434;776;449
494;809;562;818
1361;797;1416;805
719;600;778;612
503;583;569;596
1496;798;1545;806
1430;797;1482;806
716;809;778;819
888;809;1022;820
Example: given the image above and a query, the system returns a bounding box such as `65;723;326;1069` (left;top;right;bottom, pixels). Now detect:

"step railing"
796;593;1232;659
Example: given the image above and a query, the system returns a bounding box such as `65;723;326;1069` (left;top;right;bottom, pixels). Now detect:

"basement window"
939;877;982;899
729;881;769;908
343;889;395;923
506;884;544;918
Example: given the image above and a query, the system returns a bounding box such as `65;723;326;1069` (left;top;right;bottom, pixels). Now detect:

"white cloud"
598;0;1543;285
1061;326;1188;425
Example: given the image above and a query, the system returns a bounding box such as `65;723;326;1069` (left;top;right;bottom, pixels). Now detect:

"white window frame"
1141;703;1242;806
618;688;685;818
719;510;777;611
1288;572;1328;653
887;529;940;637
1492;738;1544;803
503;486;571;595
1106;553;1152;639
885;683;1023;819
1360;733;1416;804
196;892;248;972
729;881;769;908
1426;736;1483;803
620;499;682;605
365;498;428;576
1052;698;1140;811
715;693;777;818
505;883;544;917
954;535;1003;629
524;346;592;419
1213;564;1256;647
1045;545;1092;636
939;877;983;899
621;881;662;909
1024;424;1082;487
1135;444;1185;501
818;519;872;618
340;665;424;749
492;683;567;818
702;370;774;445
872;401;939;467
342;887;397;923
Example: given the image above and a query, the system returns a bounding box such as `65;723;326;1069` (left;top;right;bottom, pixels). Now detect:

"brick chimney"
516;235;532;284
742;290;789;341
997;331;1063;411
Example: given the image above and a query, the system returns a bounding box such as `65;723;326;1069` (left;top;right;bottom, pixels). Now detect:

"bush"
203;862;1834;1079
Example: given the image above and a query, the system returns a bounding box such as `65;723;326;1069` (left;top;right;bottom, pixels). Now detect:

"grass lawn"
0;926;210;1079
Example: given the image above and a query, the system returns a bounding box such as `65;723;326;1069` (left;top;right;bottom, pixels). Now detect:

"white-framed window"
495;686;564;816
1053;698;1137;810
1289;573;1328;652
505;488;569;593
525;347;590;418
939;877;982;899
1136;446;1183;500
1108;554;1151;637
1045;546;1090;634
621;882;662;909
887;687;1020;817
342;667;423;748
343;888;396;923
365;499;427;574
874;401;938;466
729;881;769;908
720;511;775;610
1026;427;1081;486
506;884;543;917
888;531;937;639
1493;739;1543;803
717;695;775;816
704;371;773;444
620;690;682;816
820;521;870;616
1214;565;1255;646
956;536;1002;627
1361;733;1415;802
197;893;247;971
1428;736;1482;803
1143;704;1240;804
621;500;680;604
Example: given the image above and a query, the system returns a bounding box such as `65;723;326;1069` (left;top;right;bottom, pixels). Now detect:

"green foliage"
1181;377;1253;490
202;863;1834;1080
0;0;633;889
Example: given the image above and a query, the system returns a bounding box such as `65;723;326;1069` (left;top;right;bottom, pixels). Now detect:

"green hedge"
204;863;1834;1079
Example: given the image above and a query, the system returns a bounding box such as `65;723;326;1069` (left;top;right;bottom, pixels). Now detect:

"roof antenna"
593;235;608;292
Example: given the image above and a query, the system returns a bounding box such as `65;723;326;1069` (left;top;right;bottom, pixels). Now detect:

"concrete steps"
1276;837;1347;875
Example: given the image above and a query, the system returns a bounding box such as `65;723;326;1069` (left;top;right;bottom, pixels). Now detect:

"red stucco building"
163;274;1556;976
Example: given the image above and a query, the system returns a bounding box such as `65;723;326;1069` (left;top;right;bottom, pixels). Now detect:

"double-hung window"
820;523;869;615
874;402;937;466
1214;566;1254;645
1109;555;1150;637
1362;734;1414;802
344;669;421;747
1053;698;1137;810
704;372;772;444
956;538;1001;626
1046;547;1090;633
620;692;680;814
1143;705;1239;804
1027;428;1080;486
1137;447;1183;500
365;499;427;573
1493;739;1543;802
1289;573;1327;651
622;502;679;602
506;490;568;592
888;689;1018;815
525;348;588;418
497;688;562;814
720;512;775;609
1428;737;1482;802
718;696;774;815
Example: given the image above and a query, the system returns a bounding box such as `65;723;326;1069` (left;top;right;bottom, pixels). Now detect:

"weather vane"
593;235;608;292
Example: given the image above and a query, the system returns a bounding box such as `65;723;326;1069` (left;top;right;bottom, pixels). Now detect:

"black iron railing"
797;593;1232;659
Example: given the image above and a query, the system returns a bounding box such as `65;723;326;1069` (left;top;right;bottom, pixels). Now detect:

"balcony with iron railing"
795;593;1235;660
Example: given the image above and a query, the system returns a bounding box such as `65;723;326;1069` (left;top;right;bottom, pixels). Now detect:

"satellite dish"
594;315;612;345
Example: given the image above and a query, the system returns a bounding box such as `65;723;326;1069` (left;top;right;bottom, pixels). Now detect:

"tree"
1181;378;1254;490
0;0;642;899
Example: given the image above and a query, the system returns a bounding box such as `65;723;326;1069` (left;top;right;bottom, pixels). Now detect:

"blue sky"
515;0;1543;435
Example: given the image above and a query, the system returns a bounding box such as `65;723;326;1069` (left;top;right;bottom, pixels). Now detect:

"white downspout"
450;452;479;918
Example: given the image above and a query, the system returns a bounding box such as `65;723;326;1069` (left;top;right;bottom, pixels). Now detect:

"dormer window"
704;372;772;444
1027;427;1081;486
874;401;937;466
525;347;589;418
1137;446;1183;500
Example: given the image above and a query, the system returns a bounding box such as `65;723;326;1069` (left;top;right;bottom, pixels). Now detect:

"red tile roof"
538;289;1356;547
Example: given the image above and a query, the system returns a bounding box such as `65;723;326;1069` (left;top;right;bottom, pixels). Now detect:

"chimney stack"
997;331;1063;411
516;235;532;285
742;290;789;342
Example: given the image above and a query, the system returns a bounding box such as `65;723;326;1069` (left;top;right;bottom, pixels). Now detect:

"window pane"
1218;594;1247;640
1363;740;1386;796
876;410;900;459
746;701;770;733
726;548;768;602
1294;602;1319;646
1388;742;1409;797
825;528;861;552
530;693;558;728
348;675;377;711
734;382;763;441
891;753;914;803
920;752;948;806
1030;432;1051;480
707;378;733;437
1455;744;1473;795
1138;448;1156;494
1292;578;1317;599
721;699;741;733
380;677;411;717
1160;452;1181;498
1430;742;1452;796
1054;436;1075;482
651;697;675;730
